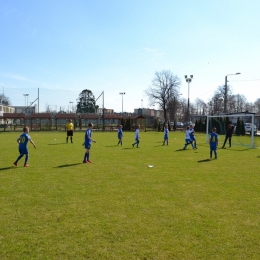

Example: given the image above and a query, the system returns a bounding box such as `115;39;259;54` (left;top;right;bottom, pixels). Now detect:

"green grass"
0;131;260;260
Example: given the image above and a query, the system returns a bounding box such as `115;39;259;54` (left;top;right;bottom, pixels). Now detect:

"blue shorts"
164;134;168;140
85;143;91;150
210;144;217;150
185;139;192;144
19;147;28;155
135;137;139;142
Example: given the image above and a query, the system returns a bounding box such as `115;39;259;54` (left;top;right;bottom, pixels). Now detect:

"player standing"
163;124;169;145
117;125;123;145
13;126;36;167
66;119;74;143
82;123;96;163
209;127;218;159
132;125;140;148
222;123;234;148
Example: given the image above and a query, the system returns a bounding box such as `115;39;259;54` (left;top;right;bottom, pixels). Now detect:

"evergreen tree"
125;117;131;131
173;119;177;131
76;89;98;114
236;117;242;135
153;118;159;130
241;120;245;136
158;122;161;132
194;120;198;132
167;120;171;131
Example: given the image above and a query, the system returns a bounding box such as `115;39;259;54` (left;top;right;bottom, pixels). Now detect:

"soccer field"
1;131;260;259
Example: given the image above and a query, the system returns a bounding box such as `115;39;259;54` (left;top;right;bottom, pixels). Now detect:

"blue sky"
1;0;260;112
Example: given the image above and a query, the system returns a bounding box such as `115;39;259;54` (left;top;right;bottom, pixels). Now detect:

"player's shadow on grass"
0;166;16;171
257;155;260;158
55;163;82;168
198;159;212;163
175;149;185;151
123;147;134;150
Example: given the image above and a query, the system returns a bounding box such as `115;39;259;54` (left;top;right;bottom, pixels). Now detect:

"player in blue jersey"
13;126;36;167
132;125;140;148
189;124;197;149
82;123;96;163
183;126;195;150
163;124;169;145
209;127;218;159
117;125;123;145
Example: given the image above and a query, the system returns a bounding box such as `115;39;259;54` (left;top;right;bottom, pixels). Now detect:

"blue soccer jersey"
84;128;92;148
118;129;123;139
164;128;169;140
18;133;31;154
209;132;218;150
134;128;140;141
189;127;195;141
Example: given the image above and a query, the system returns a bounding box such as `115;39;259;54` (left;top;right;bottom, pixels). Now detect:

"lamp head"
190;75;193;78
184;75;187;79
236;72;241;75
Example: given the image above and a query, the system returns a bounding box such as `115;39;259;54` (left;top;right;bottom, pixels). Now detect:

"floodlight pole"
184;75;193;122
119;92;125;115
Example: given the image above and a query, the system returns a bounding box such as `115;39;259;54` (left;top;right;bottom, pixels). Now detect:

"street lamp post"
224;72;241;113
119;92;125;115
23;94;29;107
184;75;193;122
69;101;73;113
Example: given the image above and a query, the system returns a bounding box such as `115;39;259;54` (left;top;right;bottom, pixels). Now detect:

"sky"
1;0;260;113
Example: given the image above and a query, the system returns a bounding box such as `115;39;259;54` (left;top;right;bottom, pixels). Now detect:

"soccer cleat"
24;164;29;167
13;162;17;166
83;160;87;163
132;144;134;147
87;160;92;163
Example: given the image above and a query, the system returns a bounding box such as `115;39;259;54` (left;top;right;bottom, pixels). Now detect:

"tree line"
145;70;260;124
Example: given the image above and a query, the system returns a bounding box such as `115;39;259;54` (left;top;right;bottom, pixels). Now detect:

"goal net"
206;114;259;148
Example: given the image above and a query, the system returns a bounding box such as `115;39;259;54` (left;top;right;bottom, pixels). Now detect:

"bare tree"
145;70;180;123
194;98;207;115
254;98;260;113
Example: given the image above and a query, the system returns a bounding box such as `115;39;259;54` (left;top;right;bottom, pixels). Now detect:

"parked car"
234;123;257;135
176;122;184;128
170;122;183;128
184;121;194;127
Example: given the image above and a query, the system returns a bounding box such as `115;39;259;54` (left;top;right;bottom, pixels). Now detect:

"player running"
189;124;197;149
183;126;195;150
13;126;36;167
132;125;140;148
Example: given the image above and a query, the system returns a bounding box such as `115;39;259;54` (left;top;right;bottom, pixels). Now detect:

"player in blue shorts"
13;126;36;167
82;123;96;163
183;126;195;150
209;127;218;159
163;124;169;145
189;124;197;149
117;125;123;145
132;125;140;148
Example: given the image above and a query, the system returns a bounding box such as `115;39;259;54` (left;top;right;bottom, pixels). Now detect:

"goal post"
206;113;255;148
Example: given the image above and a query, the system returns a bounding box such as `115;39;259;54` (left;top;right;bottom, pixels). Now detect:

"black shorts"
67;130;73;136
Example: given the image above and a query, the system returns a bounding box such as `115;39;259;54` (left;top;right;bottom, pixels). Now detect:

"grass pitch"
0;130;260;259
